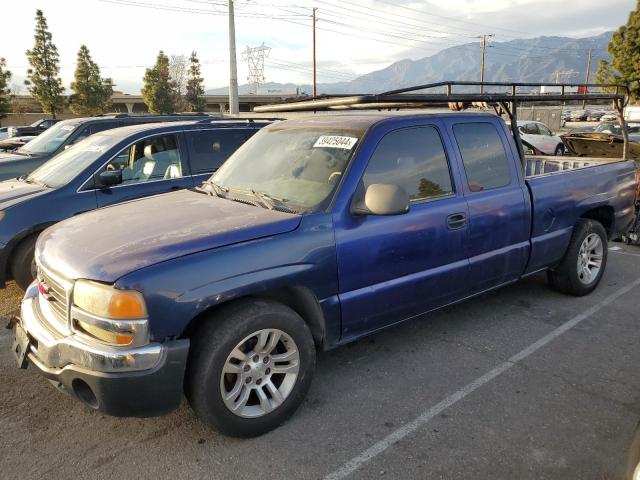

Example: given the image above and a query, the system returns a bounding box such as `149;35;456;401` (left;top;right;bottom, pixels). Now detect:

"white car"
512;121;565;156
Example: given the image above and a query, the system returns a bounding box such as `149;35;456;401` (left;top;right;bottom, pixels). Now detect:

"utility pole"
312;7;317;97
228;0;239;114
582;48;593;108
479;34;494;93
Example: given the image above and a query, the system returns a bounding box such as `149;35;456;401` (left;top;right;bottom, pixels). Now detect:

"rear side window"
187;129;257;174
453;122;511;192
362;126;453;202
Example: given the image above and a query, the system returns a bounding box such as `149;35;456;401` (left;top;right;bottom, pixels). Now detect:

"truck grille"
37;266;72;334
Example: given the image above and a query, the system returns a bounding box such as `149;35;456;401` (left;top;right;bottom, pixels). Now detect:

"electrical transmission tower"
241;43;271;95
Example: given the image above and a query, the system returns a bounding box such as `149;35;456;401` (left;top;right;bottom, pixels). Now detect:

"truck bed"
523;155;637;273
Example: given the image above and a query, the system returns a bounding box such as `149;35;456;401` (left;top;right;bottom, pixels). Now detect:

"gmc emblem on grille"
37;279;55;301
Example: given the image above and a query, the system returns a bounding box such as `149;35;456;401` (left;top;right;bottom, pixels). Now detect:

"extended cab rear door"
448;119;531;293
334;120;471;340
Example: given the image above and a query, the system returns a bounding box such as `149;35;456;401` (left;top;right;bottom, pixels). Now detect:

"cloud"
0;0;635;93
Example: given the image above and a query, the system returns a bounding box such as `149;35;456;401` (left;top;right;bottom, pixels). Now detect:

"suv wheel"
186;299;316;437
10;234;38;290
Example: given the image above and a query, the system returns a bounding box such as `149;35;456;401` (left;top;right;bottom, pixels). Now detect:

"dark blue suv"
0;118;271;289
0;114;216;182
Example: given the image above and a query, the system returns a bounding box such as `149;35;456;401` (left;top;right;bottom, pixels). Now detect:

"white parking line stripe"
324;277;640;480
609;249;640;258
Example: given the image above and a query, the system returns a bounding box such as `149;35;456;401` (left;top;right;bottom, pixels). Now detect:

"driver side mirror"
352;183;410;216
94;170;122;189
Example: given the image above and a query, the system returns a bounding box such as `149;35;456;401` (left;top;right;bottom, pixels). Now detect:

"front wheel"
185;299;316;437
10;234;38;290
547;219;608;296
554;144;565;156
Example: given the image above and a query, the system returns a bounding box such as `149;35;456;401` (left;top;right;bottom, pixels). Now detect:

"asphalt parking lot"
2;243;640;479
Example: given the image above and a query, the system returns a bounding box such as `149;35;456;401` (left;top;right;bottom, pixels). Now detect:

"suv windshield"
26;133;119;188
211;126;363;212
17;120;80;155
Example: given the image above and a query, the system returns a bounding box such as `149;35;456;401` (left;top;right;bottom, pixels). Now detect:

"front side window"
362;126;453;202
98;134;185;186
453;122;511;192
537;124;553;136
187;129;257;174
69;122;120;146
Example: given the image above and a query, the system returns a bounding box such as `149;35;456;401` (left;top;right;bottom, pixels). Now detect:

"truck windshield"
17;120;80;155
211;126;362;212
26;133;118;188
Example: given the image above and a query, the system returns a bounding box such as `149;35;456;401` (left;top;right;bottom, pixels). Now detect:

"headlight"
72;280;148;346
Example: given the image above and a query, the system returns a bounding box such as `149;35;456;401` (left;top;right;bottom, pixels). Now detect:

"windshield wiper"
21;176;44;186
196;180;228;198
249;189;296;213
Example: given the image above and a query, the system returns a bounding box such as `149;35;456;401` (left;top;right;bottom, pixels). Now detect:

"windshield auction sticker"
313;135;358;150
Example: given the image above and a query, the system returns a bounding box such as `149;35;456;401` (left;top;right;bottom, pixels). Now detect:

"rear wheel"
554;144;565;156
10;234;38;290
547;219;607;296
185;299;316;437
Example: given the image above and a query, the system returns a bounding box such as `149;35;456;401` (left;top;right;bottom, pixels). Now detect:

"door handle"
446;213;467;230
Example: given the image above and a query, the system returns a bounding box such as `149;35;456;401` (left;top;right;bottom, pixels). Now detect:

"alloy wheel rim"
576;233;603;285
220;328;300;418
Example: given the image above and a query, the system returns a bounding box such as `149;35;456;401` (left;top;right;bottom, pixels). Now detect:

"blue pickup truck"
13;112;637;437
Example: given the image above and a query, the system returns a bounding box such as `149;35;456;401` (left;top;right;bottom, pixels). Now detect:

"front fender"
115;213;340;343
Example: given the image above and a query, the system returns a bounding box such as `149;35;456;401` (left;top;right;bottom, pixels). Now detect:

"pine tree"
0;58;11;119
185;51;206;112
598;1;640;99
25;10;64;118
141;51;176;114
595;59;620;94
70;45;113;116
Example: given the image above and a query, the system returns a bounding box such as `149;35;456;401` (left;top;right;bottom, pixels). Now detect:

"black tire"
554;144;565;156
547;219;608;296
10;234;38;290
626;422;640;480
185;299;316;437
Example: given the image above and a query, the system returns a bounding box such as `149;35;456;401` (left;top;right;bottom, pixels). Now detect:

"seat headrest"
144;144;158;160
164;164;180;179
143;161;155;176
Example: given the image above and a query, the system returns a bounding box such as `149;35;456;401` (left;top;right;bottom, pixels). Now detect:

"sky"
0;0;636;94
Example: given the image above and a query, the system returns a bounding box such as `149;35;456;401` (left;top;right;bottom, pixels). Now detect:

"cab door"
92;132;193;208
449;120;531;293
334;123;471;340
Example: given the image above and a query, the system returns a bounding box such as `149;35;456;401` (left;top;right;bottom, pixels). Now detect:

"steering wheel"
328;171;342;184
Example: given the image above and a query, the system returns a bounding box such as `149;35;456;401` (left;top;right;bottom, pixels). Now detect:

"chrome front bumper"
20;285;164;373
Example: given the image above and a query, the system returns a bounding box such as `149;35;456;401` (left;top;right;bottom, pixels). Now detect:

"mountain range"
206;32;612;95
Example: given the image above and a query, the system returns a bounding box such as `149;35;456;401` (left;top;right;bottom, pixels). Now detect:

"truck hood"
36;189;302;283
0;179;49;209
